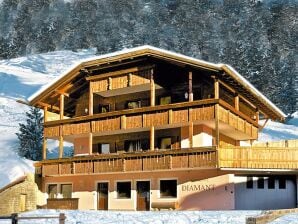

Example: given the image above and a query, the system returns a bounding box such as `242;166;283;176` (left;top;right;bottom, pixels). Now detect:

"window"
160;96;171;105
100;143;110;154
279;177;286;189
117;182;131;198
61;184;72;198
159;137;172;149
48;184;58;199
160;180;177;198
268;177;275;189
99;104;110;113
257;177;264;189
246;176;253;189
127;100;141;109
124;139;149;152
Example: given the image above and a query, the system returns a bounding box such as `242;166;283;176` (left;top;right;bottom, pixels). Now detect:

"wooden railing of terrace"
35;148;217;176
219;146;298;169
44;99;258;139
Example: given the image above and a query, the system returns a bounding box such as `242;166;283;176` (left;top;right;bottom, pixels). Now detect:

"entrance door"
97;182;108;210
137;181;150;211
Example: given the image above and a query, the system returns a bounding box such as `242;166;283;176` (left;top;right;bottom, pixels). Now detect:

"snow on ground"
0;49;97;188
257;113;298;142
0;210;263;224
271;212;298;224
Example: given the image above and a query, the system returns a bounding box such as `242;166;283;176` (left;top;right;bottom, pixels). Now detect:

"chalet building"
25;46;298;211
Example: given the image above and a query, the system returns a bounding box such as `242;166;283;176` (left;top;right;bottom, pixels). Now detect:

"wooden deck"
36;148;217;176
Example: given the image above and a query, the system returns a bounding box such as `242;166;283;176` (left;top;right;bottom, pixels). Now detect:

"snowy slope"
0;49;97;188
0;48;297;189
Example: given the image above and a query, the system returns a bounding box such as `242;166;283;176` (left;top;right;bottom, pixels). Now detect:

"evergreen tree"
16;107;43;161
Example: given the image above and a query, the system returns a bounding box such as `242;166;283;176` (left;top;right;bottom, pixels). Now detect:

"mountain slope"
0;49;96;188
0;48;297;189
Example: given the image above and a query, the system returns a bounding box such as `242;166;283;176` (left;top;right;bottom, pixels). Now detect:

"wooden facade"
26;46;297;211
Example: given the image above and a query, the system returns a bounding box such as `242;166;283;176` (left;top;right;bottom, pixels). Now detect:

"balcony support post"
43;106;48;122
89;83;93;116
59;135;63;158
89;132;93;155
234;94;239;111
42;137;47;160
188;71;193;102
59;94;64;120
150;69;155;106
189;122;193;148
214;78;219;99
150;126;155;151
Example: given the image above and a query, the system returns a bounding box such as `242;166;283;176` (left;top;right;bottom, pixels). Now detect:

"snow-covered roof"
27;45;286;120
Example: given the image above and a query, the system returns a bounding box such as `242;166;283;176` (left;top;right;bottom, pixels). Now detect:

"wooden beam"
86;65;154;81
43;106;48;123
215;104;220;147
188;71;193;102
37;102;60;111
150;69;155;106
59;135;63;158
54;90;69;97
150;126;155;151
42;138;47;160
234;94;239;111
214;78;219;99
189;122;193;148
59;94;64;120
89;133;93;155
89;83;93;116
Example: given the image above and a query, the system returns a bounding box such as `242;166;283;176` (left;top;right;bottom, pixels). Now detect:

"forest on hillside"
0;0;297;114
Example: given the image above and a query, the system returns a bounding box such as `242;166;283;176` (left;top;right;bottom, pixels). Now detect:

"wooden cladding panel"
131;74;150;86
60;163;72;175
92;117;120;132
219;147;298;169
143;155;171;170
126;115;143;129
143;111;168;127
218;105;257;139
171;154;188;169
125;157;143;171
172;109;188;124
62;122;90;136
90;80;108;92
93;159;123;172
188;152;216;168
44;126;60;137
111;76;128;89
75;161;93;174
192;106;214;121
43;164;59;176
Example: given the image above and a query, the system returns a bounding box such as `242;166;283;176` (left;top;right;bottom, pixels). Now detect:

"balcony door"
136;181;150;211
97;182;109;210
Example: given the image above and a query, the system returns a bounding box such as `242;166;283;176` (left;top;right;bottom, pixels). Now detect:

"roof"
26;45;286;120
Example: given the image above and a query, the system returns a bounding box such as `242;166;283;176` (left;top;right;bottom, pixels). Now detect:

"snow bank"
0;210;263;224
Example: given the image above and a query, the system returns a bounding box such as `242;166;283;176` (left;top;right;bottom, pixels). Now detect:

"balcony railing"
44;99;258;139
219;146;298;169
35;148;217;176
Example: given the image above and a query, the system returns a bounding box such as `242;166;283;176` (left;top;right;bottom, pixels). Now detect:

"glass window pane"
61;184;72;198
160;180;177;198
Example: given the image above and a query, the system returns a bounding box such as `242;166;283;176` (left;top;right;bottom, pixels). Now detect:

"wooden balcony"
36;148;217;176
219;146;298;169
44;99;258;139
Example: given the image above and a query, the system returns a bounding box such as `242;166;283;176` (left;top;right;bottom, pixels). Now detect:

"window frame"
159;179;178;199
116;181;132;199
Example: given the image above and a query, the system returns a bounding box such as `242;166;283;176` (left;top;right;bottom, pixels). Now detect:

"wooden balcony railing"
44;99;258;139
36;148;217;176
219;146;298;169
